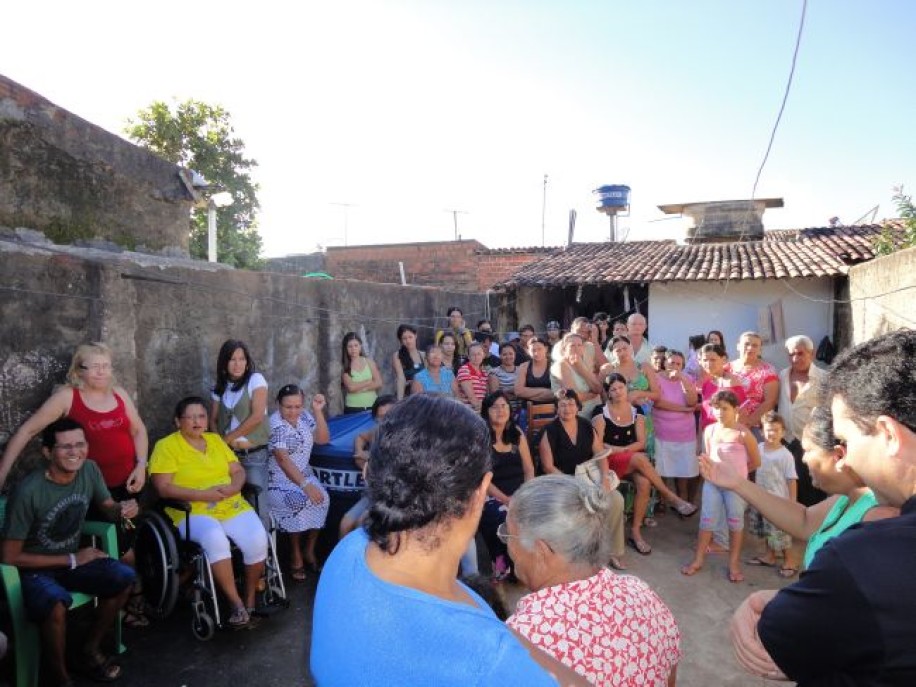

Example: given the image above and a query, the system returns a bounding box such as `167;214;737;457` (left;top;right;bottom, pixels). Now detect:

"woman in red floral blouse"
506;475;682;686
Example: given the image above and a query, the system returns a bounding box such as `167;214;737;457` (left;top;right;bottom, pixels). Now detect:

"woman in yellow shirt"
149;396;269;629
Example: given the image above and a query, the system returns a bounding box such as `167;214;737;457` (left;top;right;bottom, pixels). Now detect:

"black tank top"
600;405;643;447
491;444;525;496
525;361;551;389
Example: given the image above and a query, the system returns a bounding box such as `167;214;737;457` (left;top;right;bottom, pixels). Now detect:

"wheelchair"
133;488;288;640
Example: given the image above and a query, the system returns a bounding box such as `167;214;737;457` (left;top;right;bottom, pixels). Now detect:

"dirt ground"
14;509;796;687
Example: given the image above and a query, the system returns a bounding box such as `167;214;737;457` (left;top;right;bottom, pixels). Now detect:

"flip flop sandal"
79;652;123;683
122;608;150;628
289;566;307;582
123;593;150;628
627;536;652;556
745;557;776;567
227;606;251;629
642;517;658;528
609;556;627;571
778;566;799;579
675;501;698;517
728;570;745;583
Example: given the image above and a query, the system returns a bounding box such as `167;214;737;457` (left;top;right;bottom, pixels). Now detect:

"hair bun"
577;481;611;515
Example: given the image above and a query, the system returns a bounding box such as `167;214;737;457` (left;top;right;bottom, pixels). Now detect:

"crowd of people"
1;313;915;686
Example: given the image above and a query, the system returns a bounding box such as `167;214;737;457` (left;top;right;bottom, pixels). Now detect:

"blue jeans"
238;447;270;529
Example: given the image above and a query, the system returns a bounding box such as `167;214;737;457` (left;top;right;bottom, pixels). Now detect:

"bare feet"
680;561;703;576
728;567;745;583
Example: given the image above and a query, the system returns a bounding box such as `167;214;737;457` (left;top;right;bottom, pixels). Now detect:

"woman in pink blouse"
730;332;779;438
505;475;681;686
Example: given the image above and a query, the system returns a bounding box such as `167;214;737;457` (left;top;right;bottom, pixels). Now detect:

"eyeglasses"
54;442;87;452
79;363;112;372
496;521;520;544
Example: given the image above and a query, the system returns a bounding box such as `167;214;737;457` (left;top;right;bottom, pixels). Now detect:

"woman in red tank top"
0;343;151;628
0;343;149;494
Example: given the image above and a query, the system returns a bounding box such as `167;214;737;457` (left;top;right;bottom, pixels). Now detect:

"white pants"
180;510;268;565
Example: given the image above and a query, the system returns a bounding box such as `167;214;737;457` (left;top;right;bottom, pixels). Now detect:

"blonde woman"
0;342;150;626
0;343;148;495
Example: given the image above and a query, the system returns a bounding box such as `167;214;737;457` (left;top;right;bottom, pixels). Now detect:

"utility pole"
330;202;357;246
445;209;467;240
541;174;548;246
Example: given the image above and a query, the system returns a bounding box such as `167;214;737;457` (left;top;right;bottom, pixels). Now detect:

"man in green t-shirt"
2;418;137;684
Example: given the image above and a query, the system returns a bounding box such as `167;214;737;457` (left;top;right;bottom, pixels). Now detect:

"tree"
874;185;916;256
125;100;263;269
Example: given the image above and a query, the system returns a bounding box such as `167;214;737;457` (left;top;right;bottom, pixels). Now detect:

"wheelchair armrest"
81;520;120;559
157;498;192;513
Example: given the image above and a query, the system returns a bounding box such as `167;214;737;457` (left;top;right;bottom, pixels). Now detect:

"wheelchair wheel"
134;511;180;619
191;611;216;641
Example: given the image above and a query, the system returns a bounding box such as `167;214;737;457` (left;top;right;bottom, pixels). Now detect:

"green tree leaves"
125;100;263;269
874;185;916;257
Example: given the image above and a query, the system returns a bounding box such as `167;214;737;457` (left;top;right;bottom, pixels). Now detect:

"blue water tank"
593;185;631;213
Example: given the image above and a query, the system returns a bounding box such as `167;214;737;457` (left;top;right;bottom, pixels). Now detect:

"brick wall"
0;73;191;253
476;250;551;291
326;240;485;291
325;241;556;292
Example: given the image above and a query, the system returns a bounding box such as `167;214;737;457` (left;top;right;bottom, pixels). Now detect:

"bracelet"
69;553;77;570
299;479;310;492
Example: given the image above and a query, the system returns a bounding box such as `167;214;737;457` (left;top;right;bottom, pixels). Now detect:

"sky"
3;1;915;257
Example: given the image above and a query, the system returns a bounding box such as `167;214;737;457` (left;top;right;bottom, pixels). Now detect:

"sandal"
79;651;123;682
728;569;745;583
745;556;776;567
675;501;697;517
642;517;658;528
123;593;150;628
778;566;799;579
609;556;627;571
289;566;307;583
227;606;251;629
627;536;652;556
246;607;264;627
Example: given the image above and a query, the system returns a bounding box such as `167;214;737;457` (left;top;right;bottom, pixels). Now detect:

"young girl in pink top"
681;390;760;582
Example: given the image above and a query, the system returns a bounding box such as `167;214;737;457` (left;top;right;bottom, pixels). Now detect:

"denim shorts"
700;481;747;532
20;557;136;622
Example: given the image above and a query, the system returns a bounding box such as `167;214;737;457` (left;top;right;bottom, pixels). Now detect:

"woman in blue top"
410;345;458;397
701;404;898;570
311;394;586;686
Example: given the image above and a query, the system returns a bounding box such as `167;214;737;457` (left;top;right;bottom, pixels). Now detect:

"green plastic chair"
0;498;124;687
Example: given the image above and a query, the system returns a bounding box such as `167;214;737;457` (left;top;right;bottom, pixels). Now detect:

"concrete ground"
25;513;795;687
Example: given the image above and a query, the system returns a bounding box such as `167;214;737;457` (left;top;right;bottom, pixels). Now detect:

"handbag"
574;447;619;490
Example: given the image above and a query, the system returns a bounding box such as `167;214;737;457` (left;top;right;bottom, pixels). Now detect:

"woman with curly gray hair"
506;475;682;686
310;395;586;687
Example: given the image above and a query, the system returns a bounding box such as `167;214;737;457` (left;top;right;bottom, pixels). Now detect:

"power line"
751;0;808;200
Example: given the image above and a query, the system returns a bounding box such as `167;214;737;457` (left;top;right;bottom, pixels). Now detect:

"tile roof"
496;223;908;288
475;246;560;255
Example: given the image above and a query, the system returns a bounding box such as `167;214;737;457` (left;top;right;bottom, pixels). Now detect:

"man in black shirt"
729;329;916;685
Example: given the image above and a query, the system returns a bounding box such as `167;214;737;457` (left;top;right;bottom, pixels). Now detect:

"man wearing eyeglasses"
724;329;916;685
1;418;137;684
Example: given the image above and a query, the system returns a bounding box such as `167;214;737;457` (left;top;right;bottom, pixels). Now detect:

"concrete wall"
0;240;484;479
0;73;191;253
648;277;834;364
847;246;916;343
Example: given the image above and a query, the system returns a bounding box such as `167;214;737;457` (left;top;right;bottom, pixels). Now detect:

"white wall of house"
648;277;834;365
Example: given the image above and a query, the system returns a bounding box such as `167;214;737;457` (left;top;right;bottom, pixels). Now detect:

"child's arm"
353;427;376;471
742;426;761;472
